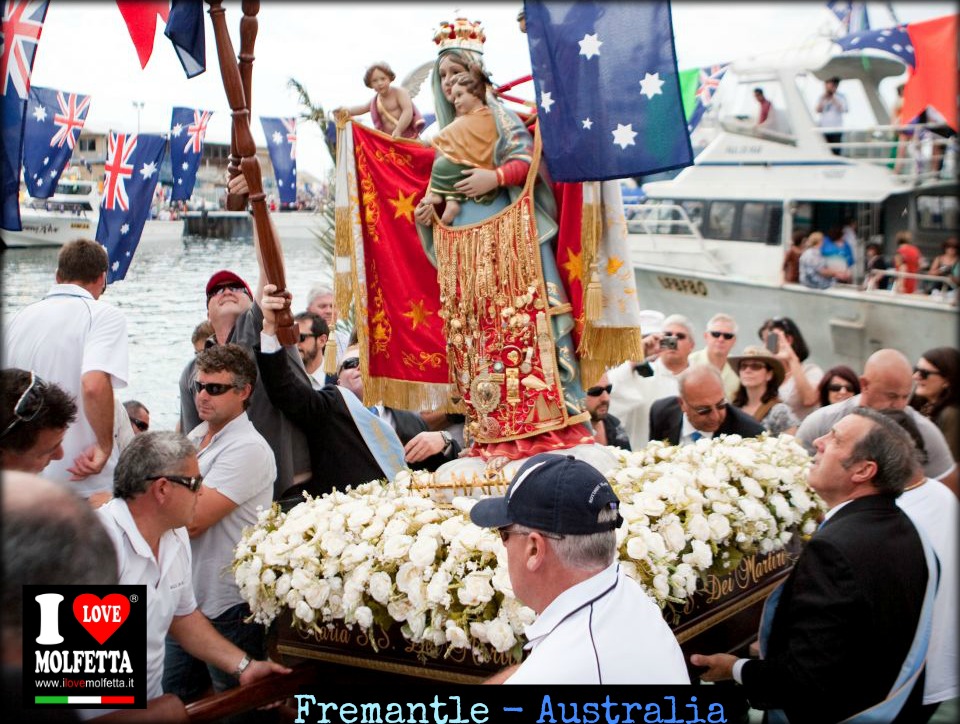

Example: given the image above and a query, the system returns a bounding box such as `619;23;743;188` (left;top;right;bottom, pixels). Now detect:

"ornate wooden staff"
206;0;297;345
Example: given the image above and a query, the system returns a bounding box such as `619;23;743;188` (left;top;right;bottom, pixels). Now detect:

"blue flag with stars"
524;0;692;182
169;106;212;201
260;116;297;205
834;24;915;67
94;132;166;283
23;86;91;198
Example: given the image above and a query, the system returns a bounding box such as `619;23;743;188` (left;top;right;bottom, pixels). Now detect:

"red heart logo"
72;594;130;645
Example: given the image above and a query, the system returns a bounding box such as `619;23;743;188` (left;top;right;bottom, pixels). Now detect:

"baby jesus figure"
422;65;499;225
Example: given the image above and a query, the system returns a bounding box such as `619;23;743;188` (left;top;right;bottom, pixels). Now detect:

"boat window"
740;202;768;242
680;201;703;229
794;73;881;128
706;201;737;240
722;80;793;136
917;195;959;231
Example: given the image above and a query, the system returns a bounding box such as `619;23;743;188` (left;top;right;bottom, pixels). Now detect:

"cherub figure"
336;62;425;139
422;65;498;225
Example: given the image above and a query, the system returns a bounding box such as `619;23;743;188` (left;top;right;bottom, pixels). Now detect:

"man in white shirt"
163;344;276;700
97;432;288;704
608;313;696;449
470;454;689;685
3;240;128;502
294;311;332;390
816;76;848;155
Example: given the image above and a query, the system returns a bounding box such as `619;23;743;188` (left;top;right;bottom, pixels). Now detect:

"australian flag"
164;0;205;77
523;1;692;182
687;63;728;134
1;0;50;231
835;24;915;67
260;116;297;205
23;86;91;198
95;132;166;282
169;106;211;200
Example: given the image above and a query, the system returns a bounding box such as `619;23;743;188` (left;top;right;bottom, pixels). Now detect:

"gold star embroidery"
388;189;417;223
606;255;624;275
561;249;583;283
402;298;433;330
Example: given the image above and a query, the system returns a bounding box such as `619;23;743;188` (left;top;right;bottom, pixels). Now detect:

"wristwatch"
234;654;251;679
440;431;453;454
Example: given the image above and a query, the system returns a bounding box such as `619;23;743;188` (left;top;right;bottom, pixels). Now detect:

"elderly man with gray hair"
608;313;697;449
470;453;689;685
96;432;289;705
306;284;350;365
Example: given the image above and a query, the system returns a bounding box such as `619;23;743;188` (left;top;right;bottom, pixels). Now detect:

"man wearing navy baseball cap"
471;453;689;685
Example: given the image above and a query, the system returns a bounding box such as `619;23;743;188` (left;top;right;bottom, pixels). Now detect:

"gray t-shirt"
796;395;956;480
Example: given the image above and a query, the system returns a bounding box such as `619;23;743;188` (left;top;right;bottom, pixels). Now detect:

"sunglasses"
192;381;239;396
688;400;728;416
498;526;563;543
299;333;317;343
709;331;736;340
913;367;942;380
739;361;769;372
128;416;149;432
339;357;361;373
145;474;204;493
207;284;248;299
586;384;613;397
0;372;46;439
827;383;855;393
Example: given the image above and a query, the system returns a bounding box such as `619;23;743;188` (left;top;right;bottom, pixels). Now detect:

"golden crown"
433;18;486;53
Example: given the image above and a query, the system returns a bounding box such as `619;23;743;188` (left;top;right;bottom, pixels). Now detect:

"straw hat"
728;346;786;386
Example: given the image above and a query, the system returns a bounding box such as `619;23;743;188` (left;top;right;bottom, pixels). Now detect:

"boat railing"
862;268;957;302
719;118;798;146
816;123;956;182
623;202;702;238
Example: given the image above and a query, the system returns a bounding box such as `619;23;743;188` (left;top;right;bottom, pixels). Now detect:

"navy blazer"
740;495;928;723
648;395;765;445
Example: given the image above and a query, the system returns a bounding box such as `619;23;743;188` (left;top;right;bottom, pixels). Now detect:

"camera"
765;335;779;354
660;335;678;351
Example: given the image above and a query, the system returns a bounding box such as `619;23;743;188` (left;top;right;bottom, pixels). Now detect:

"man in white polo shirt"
97;431;288;703
469;453;689;685
164;344;275;700
3;240;128;502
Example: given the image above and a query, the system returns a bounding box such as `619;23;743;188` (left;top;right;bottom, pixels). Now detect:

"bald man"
797;349;957;495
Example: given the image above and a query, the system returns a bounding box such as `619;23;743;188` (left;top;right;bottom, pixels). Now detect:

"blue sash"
759;526;939;724
336;387;407;482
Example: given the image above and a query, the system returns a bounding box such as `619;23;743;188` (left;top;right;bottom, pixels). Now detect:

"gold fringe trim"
334;204;354;327
578;326;644;388
365;376;462;414
580;183;602;324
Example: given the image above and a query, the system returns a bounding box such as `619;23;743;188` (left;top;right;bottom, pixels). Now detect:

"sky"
29;1;956;180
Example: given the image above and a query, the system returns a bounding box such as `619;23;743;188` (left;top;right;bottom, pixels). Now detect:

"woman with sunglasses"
910;347;960;462
816;366;861;408
757;316;823;422
729;347;798;436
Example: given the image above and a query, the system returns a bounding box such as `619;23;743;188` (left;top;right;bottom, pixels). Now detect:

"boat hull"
632;262;958;369
1;213;96;248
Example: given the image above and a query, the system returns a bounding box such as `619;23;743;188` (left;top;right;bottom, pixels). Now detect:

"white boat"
628;38;958;370
1;177;99;248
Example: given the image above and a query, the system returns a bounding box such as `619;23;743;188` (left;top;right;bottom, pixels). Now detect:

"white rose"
625;536;648;561
355;606;374;628
304;580;330;609
640;528;667;558
426;570;452;606
439;516;465;542
290;568;313;592
652;573;670;599
368;571;393;605
485;618;517;652
707;512;732;541
360;517;386;540
320;530;347;557
294;600;315;623
469;621;490;643
395;562;422;594
457;571;495;607
260;569;277;585
636;495;667;517
387;598;413;622
445;623;470;649
682;539;713;570
661;521;687;552
406;612;427;640
741;477;765;499
687;513;711;541
408;536;438;567
382;534;413;560
455;525;482;551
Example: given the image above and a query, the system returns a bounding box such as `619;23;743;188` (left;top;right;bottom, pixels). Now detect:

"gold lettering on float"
700;551;791;605
310;623;352;645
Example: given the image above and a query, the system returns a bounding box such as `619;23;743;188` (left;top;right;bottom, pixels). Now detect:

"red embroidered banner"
351;124;449;388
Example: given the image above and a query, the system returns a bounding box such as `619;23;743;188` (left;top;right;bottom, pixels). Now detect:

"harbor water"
1;214;330;432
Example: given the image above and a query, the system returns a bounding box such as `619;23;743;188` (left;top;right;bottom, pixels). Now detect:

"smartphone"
660;335;678;351
765;334;779;354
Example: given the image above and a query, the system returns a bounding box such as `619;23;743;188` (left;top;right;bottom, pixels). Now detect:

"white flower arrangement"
234;434;823;660
233;469;535;661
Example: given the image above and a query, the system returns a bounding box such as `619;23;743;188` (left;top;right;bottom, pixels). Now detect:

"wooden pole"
206;0;297;345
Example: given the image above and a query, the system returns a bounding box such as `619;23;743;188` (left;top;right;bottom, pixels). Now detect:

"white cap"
638;309;665;337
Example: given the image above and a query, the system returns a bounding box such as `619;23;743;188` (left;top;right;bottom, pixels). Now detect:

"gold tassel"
578;326;644;389
583;261;603;321
323;336;339;376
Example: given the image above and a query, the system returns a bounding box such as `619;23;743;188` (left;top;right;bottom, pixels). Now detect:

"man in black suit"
648;366;764;445
255;286;459;502
691;408;933;724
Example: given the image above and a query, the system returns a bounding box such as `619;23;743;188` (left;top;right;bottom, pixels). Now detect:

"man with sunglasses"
3;240;128;499
797;349;957;496
294;311;334;390
649;365;765;446
178;267;312;501
584;372;630;450
0;369;78;474
124;400;150;435
164;345;275;700
97;432;290;708
608;313;697;449
688;313;740;401
470;454;688;684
